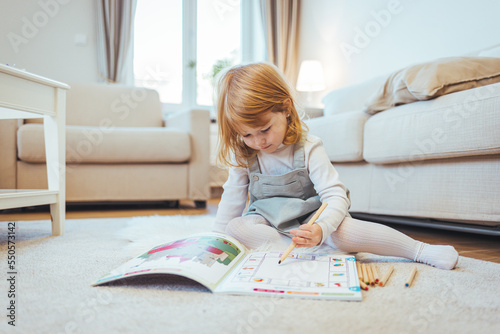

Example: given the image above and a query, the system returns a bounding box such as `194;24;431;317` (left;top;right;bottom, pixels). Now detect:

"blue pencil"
405;266;417;287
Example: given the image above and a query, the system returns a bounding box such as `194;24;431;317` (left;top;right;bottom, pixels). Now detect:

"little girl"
212;62;458;270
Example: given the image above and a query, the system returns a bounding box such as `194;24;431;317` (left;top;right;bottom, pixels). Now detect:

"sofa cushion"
67;83;163;127
363;82;500;164
322;76;386;116
17;162;189;202
476;43;500;57
479;46;500;58
17;124;191;163
307;111;369;162
365;57;500;114
26;83;163;127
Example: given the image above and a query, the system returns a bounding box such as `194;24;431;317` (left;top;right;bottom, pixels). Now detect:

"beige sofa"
0;83;210;207
307;49;500;235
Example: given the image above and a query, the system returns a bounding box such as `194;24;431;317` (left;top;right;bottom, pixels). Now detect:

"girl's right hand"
290;223;322;247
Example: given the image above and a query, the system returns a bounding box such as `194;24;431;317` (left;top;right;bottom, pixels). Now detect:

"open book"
92;233;362;301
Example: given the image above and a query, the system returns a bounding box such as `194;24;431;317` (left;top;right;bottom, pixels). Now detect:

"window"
133;0;263;112
196;0;240;106
134;0;183;104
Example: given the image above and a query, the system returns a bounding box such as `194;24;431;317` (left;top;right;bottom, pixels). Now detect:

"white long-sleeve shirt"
213;134;350;245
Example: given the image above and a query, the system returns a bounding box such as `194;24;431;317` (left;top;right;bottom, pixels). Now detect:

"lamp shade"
296;60;326;92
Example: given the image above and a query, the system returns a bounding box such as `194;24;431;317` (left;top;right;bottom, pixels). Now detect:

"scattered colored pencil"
379;265;394;287
362;263;369;285
358;263;418;290
356;262;363;282
405;266;418;287
371;263;380;283
367;264;375;286
359;279;369;291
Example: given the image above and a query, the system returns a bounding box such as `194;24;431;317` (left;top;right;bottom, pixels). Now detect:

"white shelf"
0;64;68;236
0;190;58;210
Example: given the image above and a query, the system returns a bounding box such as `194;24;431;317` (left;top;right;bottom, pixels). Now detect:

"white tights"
225;215;290;249
225;215;458;270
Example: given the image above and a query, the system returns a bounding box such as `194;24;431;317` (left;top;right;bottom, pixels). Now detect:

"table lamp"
296;60;326;106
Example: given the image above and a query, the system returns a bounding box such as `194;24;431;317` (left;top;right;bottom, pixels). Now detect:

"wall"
0;0;99;84
2;0;500;99
298;0;500;107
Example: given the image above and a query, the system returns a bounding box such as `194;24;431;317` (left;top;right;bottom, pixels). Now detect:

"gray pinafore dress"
244;141;322;237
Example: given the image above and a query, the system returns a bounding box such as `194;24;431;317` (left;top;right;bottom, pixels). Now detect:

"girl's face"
238;111;288;154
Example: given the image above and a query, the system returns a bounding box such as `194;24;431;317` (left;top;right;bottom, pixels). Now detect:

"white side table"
0;64;69;236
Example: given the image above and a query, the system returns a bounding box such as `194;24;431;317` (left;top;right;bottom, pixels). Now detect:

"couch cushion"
363;82;500;164
67;83;163;127
478;45;500;58
473;43;500;57
17;162;189;202
307;111;369;162
17;124;191;163
365;57;500;114
322;76;386;116
26;83;163;127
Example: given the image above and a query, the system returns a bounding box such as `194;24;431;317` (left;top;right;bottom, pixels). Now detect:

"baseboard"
350;212;500;236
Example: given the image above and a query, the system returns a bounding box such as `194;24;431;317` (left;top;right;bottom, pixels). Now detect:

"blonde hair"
215;62;307;168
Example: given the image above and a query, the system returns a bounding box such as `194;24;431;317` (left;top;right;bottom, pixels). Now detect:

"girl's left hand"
290;223;322;247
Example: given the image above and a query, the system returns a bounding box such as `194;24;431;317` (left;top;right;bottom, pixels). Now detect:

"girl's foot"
414;243;459;270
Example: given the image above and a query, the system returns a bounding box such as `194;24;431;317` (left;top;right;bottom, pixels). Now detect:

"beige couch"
0;83;210;207
308;48;500;235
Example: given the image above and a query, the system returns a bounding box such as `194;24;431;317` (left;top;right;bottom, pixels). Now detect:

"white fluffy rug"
1;214;500;334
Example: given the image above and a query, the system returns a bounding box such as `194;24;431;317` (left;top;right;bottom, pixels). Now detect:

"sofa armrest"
307;111;369;162
164;109;210;201
0;120;18;188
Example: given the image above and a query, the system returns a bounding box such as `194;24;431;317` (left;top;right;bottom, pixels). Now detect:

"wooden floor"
1;198;499;264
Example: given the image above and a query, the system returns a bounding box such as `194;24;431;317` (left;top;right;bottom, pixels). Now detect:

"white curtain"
260;0;301;86
97;0;137;84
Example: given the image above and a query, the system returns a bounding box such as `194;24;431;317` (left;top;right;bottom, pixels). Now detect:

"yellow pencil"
362;263;369;285
356;262;364;282
379;265;394;287
405;266;418;287
371;263;380;283
278;202;328;264
366;264;375;286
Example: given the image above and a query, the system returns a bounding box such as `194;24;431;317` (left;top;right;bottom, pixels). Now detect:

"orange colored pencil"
379;265;394;287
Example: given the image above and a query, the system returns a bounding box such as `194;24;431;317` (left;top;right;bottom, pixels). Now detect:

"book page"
215;252;362;301
92;233;246;291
